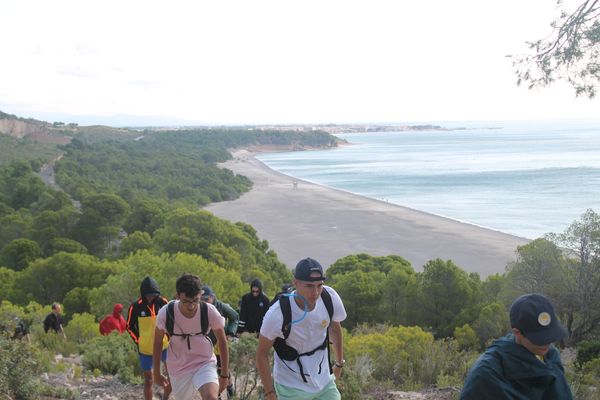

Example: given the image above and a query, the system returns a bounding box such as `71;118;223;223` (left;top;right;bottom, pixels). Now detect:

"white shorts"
170;361;219;399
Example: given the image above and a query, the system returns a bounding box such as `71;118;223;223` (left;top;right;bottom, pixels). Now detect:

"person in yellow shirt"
127;276;170;400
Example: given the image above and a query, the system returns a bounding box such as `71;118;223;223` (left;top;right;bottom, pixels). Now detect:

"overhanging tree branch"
512;0;600;98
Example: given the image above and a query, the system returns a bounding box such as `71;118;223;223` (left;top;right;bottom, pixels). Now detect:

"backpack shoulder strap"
279;295;292;339
165;301;175;337
321;287;334;321
200;301;209;335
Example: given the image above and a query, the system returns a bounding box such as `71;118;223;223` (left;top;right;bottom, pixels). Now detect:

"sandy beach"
205;150;530;277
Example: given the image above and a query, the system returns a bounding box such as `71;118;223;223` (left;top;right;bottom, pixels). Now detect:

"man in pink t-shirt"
153;274;230;400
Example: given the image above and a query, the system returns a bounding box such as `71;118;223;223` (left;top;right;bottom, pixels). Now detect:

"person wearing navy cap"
460;293;573;400
256;258;347;400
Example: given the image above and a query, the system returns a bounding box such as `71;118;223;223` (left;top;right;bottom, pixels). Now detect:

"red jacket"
99;303;127;335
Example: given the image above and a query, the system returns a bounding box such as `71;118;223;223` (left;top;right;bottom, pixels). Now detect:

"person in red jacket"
99;303;127;335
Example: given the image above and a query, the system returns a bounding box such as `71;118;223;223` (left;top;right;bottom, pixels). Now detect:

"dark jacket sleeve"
125;303;139;344
221;302;239;336
460;363;512;400
43;314;51;333
237;295;247;334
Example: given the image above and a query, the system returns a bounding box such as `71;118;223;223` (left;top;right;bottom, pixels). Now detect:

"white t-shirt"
260;286;347;392
156;300;225;377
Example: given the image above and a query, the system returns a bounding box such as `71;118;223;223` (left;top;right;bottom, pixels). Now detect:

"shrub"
576;340;600;369
82;333;140;383
37;331;78;356
229;334;261;400
346;325;479;390
454;324;479;350
64;313;100;345
0;336;43;399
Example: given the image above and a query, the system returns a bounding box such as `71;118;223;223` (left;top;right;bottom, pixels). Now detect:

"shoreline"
205;149;530;277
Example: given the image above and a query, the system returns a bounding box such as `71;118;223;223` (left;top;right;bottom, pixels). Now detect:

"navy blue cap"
200;285;214;299
294;258;326;281
509;293;568;345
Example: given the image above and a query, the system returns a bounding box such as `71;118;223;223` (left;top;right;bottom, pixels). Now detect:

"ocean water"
256;120;600;239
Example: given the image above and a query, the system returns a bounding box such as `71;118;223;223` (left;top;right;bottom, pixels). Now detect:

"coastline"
204;149;530;277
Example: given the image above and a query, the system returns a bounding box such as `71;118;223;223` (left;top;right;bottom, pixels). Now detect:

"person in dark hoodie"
237;279;269;335
460;293;573;400
127;276;171;400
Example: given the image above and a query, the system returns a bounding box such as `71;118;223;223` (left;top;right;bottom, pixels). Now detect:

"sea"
256;119;600;240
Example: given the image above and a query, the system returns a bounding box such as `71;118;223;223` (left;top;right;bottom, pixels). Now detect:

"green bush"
37;331;78;356
82;333;140;383
229;334;261;400
63;313;100;345
346;325;478;390
454;324;479;351
0;336;44;399
576;340;600;369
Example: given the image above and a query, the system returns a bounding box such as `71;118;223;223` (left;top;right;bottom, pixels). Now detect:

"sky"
1;0;598;126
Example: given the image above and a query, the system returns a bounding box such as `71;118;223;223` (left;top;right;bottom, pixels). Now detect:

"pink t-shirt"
156;301;225;377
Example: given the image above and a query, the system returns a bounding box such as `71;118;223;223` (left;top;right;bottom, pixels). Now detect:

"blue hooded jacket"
460;333;573;400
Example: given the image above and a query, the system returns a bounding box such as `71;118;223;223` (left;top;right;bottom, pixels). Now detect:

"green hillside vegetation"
0;134;63;167
0;121;598;398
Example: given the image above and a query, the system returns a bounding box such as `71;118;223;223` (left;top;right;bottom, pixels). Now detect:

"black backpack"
165;300;215;350
272;288;334;382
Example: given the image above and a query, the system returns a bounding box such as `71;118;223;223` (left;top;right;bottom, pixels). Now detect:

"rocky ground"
40;355;458;400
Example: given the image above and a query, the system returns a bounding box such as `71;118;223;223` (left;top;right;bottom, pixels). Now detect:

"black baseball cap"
294;258;326;281
509;293;568;345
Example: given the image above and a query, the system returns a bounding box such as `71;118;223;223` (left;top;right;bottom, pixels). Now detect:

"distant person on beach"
237;278;270;335
126;277;170;400
154;274;230;400
460;293;573;400
43;302;66;339
256;258;347;400
201;285;238;398
99;303;127;335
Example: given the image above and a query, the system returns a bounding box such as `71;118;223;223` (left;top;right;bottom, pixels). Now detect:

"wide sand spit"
204;149;530;277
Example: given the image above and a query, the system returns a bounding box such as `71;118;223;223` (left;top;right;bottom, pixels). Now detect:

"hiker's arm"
152;327;169;387
60;323;67;339
222;303;239;336
329;321;344;379
126;305;139;344
237;298;246;334
214;327;229;393
256;334;277;400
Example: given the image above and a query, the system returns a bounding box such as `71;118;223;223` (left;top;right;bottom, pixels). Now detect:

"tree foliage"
514;0;600;97
546;208;600;343
414;259;481;338
11;252;115;306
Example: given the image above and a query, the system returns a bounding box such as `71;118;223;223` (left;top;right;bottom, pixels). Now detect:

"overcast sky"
1;0;598;126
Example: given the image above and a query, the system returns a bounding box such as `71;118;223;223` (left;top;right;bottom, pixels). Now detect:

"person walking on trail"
202;285;238;398
256;258;347;400
153;274;230;400
460;293;573;400
43;302;67;339
99;303;127;335
237;278;270;335
269;283;294;307
126;276;170;400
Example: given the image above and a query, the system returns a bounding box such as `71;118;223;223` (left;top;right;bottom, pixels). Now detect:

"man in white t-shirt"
153;274;230;400
257;258;347;400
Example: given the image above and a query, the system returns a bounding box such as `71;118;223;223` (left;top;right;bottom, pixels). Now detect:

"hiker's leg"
138;354;154;400
143;371;153;400
193;361;219;400
313;379;341;400
199;382;219;400
274;383;312;400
